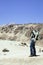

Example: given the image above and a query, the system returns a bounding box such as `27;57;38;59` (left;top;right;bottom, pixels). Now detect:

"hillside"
0;24;43;46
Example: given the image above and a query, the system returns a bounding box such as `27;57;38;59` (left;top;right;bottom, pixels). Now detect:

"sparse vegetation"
2;48;9;52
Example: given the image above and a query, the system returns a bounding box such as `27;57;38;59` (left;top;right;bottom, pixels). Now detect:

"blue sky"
0;0;43;25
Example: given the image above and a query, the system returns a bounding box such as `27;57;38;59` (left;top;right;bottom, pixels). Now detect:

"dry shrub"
2;48;9;52
21;42;28;47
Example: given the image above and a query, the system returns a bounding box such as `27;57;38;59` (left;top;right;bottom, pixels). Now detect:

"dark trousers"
30;40;36;56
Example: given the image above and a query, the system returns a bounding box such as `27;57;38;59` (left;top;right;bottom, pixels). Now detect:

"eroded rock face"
0;24;43;43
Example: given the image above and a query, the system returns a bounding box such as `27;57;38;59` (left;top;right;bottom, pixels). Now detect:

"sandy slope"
0;40;43;65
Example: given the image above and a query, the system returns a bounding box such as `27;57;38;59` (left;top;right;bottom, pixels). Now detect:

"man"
30;30;39;57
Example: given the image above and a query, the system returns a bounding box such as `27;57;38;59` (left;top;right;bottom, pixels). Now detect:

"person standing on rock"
30;29;39;57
